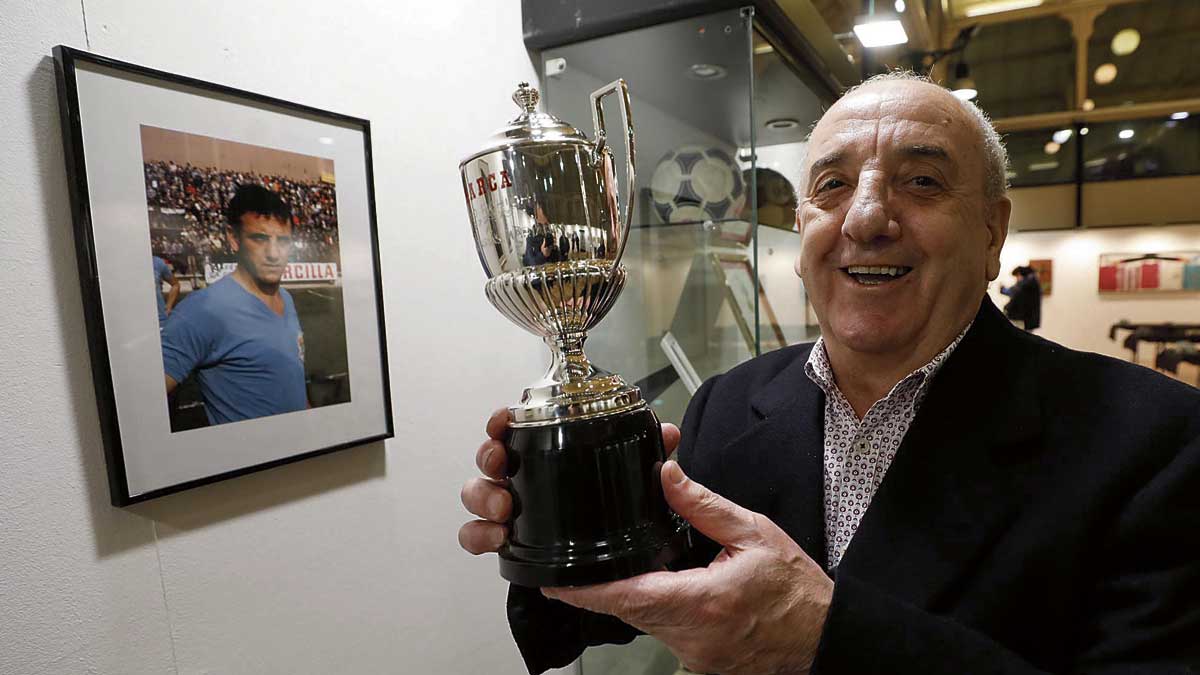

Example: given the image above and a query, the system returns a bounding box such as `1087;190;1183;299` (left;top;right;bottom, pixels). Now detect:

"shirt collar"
803;322;973;403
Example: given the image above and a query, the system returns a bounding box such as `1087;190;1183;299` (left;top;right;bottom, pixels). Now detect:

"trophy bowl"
460;81;689;587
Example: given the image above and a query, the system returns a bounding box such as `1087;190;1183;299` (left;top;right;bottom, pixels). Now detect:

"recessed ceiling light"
853;17;908;48
1080;127;1089;135
1094;63;1118;85
951;87;978;101
1119;128;1135;140
765;118;801;130
1082;98;1096;111
1044;141;1061;155
688;63;727;80
1052;129;1072;144
1171;111;1190;120
965;0;1043;17
895;0;906;12
1111;28;1140;56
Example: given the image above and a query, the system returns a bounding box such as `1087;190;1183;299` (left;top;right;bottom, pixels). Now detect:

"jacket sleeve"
814;432;1200;675
505;376;724;674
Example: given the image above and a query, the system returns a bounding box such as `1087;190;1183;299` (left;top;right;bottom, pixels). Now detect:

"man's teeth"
846;265;910;277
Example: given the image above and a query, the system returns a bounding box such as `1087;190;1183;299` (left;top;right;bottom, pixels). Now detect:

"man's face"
229;213;293;285
796;81;1010;358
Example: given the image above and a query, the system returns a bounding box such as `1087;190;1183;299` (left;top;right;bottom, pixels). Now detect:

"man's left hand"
543;461;833;675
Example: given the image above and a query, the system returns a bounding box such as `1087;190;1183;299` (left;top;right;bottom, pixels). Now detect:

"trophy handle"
590;79;636;268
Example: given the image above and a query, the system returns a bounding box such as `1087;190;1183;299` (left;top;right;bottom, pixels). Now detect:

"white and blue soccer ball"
650;145;747;224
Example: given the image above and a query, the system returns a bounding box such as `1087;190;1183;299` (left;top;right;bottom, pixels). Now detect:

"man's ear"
226;227;240;254
984;196;1011;282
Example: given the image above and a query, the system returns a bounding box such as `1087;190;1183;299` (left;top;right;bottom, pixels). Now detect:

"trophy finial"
513;82;540;113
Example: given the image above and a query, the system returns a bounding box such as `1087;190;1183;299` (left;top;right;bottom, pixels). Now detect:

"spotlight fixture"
894;0;906;12
688;63;727;80
1082;98;1096;111
1052;129;1073;144
765;118;801;130
1080;127;1089;135
1044;141;1061;155
1119;129;1135;140
853;10;908;48
1094;63;1117;85
1171;112;1190;120
1111;28;1140;56
951;61;977;101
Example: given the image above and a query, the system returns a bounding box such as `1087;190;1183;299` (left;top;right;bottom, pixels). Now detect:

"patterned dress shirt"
803;325;971;569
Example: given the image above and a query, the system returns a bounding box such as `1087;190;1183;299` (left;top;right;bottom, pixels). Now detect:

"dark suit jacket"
509;298;1200;674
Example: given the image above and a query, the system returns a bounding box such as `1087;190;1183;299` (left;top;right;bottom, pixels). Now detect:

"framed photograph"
710;253;787;353
1029;258;1053;296
1098;251;1200;293
53;46;392;505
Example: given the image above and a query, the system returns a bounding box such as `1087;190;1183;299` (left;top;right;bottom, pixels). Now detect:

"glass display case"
540;7;833;673
543;6;830;435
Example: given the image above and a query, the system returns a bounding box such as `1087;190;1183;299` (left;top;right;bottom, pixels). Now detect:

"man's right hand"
457;408;683;556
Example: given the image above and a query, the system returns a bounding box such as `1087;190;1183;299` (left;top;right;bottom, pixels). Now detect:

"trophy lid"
460;83;591;165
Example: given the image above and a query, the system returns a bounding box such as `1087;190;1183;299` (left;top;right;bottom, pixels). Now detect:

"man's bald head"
801;71;1009;203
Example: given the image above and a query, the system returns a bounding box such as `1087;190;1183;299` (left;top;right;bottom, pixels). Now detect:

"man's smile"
840;265;914;286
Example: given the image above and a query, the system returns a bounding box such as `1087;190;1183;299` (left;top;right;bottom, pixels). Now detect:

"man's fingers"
475;438;507;479
458;520;508;555
460;476;512;522
661;460;762;548
485;408;511;440
661;423;681;455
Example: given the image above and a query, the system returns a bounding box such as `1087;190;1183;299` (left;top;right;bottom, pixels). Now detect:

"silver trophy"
460;81;688;586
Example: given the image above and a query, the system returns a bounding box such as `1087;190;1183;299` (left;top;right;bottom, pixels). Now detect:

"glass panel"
1087;0;1200;109
1004;126;1079;187
961;15;1074;119
543;9;754;434
1082;114;1200;182
748;26;827;351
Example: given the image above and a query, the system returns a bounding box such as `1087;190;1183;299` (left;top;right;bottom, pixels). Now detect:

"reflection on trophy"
460;81;689;586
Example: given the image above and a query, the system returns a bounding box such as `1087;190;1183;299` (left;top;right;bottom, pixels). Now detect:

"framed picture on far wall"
53;46;392;505
1098;251;1200;293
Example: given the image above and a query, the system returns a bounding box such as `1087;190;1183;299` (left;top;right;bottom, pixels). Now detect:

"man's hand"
542;461;833;675
457;408;683;555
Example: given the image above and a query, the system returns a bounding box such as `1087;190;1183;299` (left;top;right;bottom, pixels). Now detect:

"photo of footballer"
143;125;351;432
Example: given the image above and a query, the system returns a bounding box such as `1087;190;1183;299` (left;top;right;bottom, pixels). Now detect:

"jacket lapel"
836;299;1044;610
712;347;829;566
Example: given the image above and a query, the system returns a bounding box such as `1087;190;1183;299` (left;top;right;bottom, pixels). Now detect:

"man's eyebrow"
807;151;846;177
901;144;951;161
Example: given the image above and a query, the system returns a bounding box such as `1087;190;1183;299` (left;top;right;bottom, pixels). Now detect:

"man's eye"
817;178;845;193
910;175;941;188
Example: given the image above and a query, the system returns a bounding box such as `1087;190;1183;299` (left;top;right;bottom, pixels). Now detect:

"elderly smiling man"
460;73;1200;674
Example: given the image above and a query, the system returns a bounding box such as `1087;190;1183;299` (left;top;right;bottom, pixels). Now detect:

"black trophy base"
499;406;690;587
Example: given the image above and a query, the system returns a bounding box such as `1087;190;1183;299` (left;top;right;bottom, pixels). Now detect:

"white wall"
0;1;563;673
990;224;1200;363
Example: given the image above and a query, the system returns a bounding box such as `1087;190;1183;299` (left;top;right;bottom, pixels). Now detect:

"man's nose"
266;239;284;260
841;176;900;244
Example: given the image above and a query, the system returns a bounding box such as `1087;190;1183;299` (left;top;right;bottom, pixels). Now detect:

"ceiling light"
853;16;908;48
1171;112;1190;120
765;118;801;130
1080;126;1089;135
1052;129;1072;144
1029;161;1059;171
965;0;1043;17
951;61;977;101
1119;129;1135;139
895;0;906;12
1082;98;1095;111
1094;63;1117;85
1044;141;1061;155
688;63;727;80
1111;29;1140;56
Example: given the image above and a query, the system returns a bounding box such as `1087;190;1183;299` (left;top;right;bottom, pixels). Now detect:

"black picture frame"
53;45;393;505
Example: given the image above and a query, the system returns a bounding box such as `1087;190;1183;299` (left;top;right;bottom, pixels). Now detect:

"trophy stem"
546;332;591;384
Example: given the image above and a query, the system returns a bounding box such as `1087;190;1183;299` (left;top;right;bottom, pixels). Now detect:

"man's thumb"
660;460;760;548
